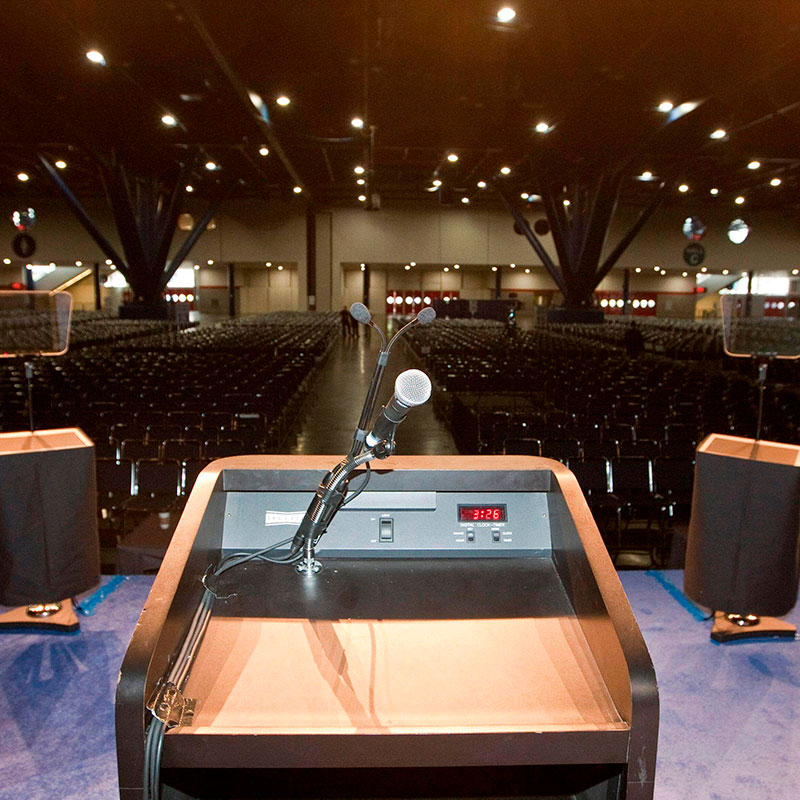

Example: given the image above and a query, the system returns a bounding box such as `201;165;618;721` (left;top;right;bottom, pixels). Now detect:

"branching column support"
38;151;233;311
498;174;667;309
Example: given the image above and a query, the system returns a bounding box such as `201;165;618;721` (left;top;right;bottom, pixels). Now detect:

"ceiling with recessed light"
1;0;800;213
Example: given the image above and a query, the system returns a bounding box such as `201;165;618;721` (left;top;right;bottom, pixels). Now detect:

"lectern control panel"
222;489;551;554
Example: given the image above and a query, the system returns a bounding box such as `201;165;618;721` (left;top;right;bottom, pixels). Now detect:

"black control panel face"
223;490;552;555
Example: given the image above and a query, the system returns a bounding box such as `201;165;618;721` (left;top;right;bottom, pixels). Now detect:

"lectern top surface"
699;434;800;467
0;428;92;454
178;614;625;736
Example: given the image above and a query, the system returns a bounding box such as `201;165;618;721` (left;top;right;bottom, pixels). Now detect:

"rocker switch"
379;518;394;543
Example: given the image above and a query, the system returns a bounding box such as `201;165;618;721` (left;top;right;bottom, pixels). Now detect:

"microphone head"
350;302;371;324
416;307;436;325
394;369;432;407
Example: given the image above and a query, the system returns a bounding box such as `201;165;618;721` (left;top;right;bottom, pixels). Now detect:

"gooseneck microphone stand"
291;303;436;575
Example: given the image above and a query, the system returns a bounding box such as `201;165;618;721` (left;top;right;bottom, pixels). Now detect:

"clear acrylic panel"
0;291;73;357
721;294;800;359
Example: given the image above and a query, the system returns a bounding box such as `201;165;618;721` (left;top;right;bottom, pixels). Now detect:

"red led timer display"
458;505;507;522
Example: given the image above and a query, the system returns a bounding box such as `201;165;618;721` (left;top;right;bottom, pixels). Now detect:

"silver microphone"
366;369;432;446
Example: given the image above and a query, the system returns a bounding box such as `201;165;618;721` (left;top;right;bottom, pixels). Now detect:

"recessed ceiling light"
640;171;653;180
293;185;303;194
358;194;366;202
657;100;674;113
360;264;366;271
477;180;487;189
16;172;29;182
54;160;67;169
793;268;799;275
105;259;113;265
709;188;719;195
770;177;782;187
524;268;530;274
356;178;365;185
709;128;727;140
258;146;270;156
520;192;529;199
735;195;745;204
351;117;364;129
204;161;218;171
453;263;460;269
354;165;365;175
161;114;178;127
747;160;761;170
654;265;660;271
563;199;570;207
443;267;449;272
447;153;459;163
194;264;200;271
678;183;689;193
360;263;366;268
3;258;11;265
433;179;442;187
491;266;498;272
701;267;708;273
276;95;291;106
660;269;666;275
266;262;272;267
510;263;515;268
682;271;688;277
635;267;642;273
207;259;214;265
404;265;411;271
277;265;284;271
185;184;194;192
722;269;729;275
497;7;516;23
534;122;552;133
410;261;416;266
500;166;511;175
741;271;748;277
461;196;470;204
86;49;106;66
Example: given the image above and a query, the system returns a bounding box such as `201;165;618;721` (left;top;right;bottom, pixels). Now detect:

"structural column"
93;262;102;310
306;208;316;311
227;263;236;318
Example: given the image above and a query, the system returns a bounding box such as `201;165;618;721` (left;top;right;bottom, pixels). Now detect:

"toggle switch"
466;528;475;542
379;517;394;542
491;529;501;543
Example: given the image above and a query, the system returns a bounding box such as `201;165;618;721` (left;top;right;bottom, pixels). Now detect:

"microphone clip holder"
292;440;394;577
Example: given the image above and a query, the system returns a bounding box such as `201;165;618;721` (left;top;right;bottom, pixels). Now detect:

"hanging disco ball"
11;207;36;231
682;215;706;241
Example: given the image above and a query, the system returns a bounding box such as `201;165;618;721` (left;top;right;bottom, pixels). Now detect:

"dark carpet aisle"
289;324;458;456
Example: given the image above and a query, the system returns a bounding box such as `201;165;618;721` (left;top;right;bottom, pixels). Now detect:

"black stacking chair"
503;437;542;456
163;439;203;462
204;439;247;459
93;440;118;460
567;457;622;556
653;457;695;520
122;459;182;515
95;458;134;522
582;439;619;460
619;440;660;459
541;439;582;463
183;460;208;496
120;439;162;462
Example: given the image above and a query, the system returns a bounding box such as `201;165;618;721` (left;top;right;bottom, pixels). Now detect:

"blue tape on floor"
645;569;707;622
77;575;129;616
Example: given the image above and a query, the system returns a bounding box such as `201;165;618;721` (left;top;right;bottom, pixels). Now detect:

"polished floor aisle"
289;325;458;456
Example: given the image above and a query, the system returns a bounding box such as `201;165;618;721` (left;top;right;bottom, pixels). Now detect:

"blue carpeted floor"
0;571;798;800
